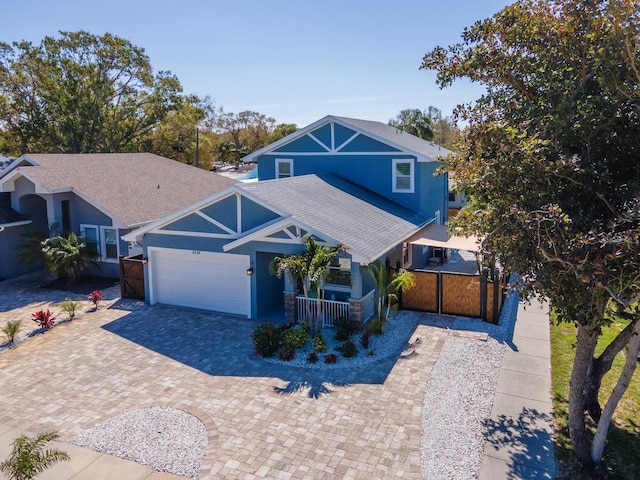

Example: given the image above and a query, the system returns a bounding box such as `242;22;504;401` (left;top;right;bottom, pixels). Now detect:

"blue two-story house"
125;115;454;323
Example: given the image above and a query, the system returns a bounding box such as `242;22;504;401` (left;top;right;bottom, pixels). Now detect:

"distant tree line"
388;106;457;148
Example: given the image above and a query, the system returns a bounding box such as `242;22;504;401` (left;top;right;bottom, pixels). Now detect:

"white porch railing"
296;295;350;327
362;289;376;324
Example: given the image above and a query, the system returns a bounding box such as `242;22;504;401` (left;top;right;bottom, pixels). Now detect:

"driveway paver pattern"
0;280;448;479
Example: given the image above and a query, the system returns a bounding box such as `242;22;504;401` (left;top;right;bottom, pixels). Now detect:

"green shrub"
307;350;319;363
2;320;21;344
250;322;282;357
281;326;309;351
366;317;384;336
337;339;358;358
61;298;79;319
313;331;328;353
0;431;69;479
334;317;357;341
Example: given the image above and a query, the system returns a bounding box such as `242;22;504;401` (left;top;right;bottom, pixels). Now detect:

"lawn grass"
551;314;640;479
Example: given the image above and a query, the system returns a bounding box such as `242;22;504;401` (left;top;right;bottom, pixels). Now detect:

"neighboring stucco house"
124;116;456;322
0;153;236;280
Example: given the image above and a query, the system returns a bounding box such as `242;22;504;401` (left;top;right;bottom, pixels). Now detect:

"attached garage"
148;247;251;317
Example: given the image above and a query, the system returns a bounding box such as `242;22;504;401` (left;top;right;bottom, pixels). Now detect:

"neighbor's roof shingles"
16;153;237;227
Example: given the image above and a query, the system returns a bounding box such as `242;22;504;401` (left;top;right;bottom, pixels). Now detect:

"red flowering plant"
251;322;283;357
32;309;56;330
87;290;103;310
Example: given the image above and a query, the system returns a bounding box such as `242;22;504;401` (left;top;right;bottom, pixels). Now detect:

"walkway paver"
0;277;448;479
479;300;556;480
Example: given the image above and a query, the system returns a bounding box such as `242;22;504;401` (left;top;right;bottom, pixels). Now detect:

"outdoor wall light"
246;267;254;276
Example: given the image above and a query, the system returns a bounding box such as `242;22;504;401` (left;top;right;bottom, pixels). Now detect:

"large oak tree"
423;0;640;470
0;31;187;154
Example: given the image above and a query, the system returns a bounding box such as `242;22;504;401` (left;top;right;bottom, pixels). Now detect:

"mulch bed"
41;275;119;294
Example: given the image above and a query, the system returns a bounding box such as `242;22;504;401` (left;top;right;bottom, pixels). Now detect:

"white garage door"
149;248;251;317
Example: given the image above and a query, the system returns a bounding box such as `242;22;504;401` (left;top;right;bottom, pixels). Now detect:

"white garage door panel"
150;248;250;317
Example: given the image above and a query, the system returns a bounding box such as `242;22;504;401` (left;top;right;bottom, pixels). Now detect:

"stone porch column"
284;290;298;325
349;297;365;329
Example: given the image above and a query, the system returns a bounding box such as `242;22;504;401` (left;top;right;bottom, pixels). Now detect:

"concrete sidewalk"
479;300;556;479
0;423;182;480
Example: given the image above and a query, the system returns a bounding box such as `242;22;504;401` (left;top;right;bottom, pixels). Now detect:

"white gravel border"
420;290;520;480
70;407;207;479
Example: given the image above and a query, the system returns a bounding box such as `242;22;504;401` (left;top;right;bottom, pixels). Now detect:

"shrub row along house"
1;115;478;324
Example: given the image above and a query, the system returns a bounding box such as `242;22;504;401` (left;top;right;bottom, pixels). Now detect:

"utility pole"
195;128;200;168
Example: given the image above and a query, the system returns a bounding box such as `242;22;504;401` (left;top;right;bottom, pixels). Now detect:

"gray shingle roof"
239;174;427;262
15;153;237;227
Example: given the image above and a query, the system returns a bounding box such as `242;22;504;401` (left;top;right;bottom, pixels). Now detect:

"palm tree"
0;431;69;480
41;232;98;282
307;240;344;336
366;260;416;333
270;237;343;336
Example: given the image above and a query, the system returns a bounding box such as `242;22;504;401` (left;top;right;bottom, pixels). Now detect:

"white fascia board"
241;115;335;162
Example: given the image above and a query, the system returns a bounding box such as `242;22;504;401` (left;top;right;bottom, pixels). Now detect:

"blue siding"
160;213;229;234
334;124;357;148
266;230;291;239
240;196;280;232
143;233;229;253
310;124;332;149
418;162;448;222
259;154;425;210
200;195;237;231
274;135;328;153
339;134;401;153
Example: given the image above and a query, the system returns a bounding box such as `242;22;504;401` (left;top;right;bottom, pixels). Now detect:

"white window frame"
392;158;414;193
101;226;119;263
275;158;293;179
80;224;119;263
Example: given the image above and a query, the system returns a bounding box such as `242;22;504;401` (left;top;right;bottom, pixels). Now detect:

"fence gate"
400;269;506;324
119;254;145;300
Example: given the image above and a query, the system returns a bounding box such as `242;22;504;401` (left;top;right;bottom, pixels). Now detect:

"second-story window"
276;159;293;179
392;159;414;193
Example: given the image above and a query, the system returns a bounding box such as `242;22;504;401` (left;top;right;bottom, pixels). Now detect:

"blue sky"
2;0;512;127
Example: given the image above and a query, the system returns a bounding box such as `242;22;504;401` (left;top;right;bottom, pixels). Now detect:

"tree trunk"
591;319;640;463
585;319;637;422
568;320;599;469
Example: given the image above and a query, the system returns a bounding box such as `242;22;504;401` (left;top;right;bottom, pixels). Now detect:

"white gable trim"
223;218;338;252
194;210;236;235
123;186;288;243
242;115;439;163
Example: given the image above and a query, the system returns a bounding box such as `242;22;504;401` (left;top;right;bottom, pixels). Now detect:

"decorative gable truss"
272;121;402;156
222;217;337;253
153;191;281;239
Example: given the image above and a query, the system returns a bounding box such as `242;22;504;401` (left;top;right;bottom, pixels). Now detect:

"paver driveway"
0;280;448;479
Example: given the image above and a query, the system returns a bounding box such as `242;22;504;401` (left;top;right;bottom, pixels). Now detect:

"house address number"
192;250;201;255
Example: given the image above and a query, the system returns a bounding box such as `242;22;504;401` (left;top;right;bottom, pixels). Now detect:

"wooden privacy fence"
119;254;145;300
400;269;506;324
